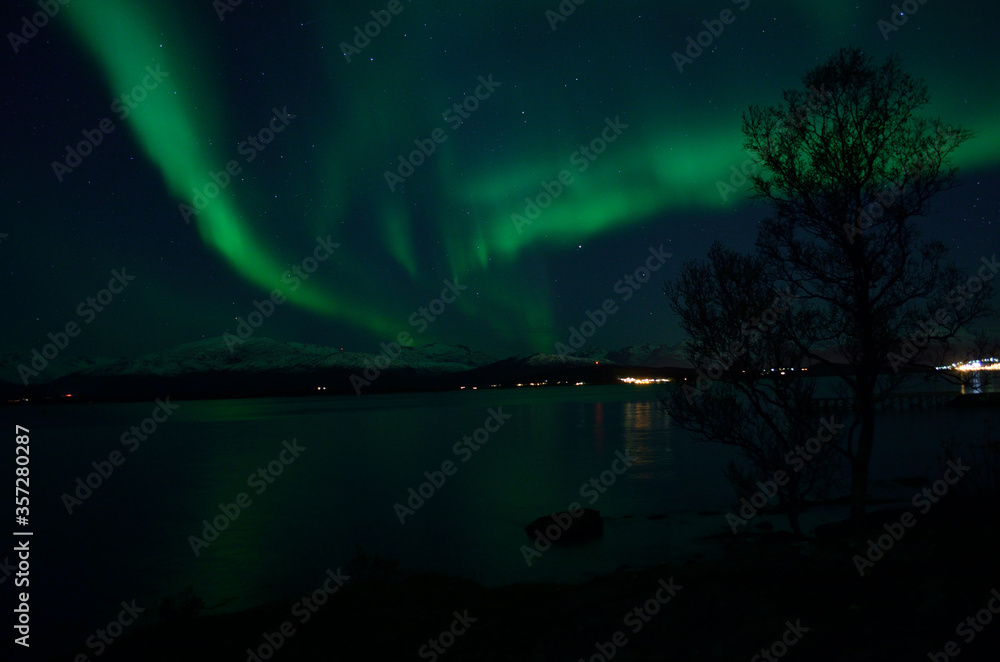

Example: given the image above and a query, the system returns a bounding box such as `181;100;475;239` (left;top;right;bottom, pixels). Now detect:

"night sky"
3;0;998;361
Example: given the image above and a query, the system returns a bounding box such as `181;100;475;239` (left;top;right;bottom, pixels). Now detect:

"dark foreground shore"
48;498;1000;662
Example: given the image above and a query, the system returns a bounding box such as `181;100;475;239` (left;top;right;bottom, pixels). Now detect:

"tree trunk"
849;377;877;530
786;508;802;537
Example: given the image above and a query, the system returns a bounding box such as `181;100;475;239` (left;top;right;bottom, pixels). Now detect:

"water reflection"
622;400;671;470
960;373;983;395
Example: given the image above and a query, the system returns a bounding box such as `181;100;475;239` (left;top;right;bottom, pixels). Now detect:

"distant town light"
619;377;671;385
935;357;1000;372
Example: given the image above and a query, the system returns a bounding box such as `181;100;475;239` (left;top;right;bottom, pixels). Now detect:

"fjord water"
16;383;994;645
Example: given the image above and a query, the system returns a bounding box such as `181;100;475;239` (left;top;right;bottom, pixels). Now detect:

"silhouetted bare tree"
663;245;843;536
665;48;992;531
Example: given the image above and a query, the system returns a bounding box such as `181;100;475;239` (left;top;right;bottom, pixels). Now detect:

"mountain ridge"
0;337;689;401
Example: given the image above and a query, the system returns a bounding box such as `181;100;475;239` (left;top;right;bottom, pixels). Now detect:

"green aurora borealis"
4;0;999;357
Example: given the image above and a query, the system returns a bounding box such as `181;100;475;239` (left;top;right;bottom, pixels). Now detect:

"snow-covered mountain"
1;337;686;400
1;338;497;384
606;343;689;369
71;338;496;378
0;353;117;385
